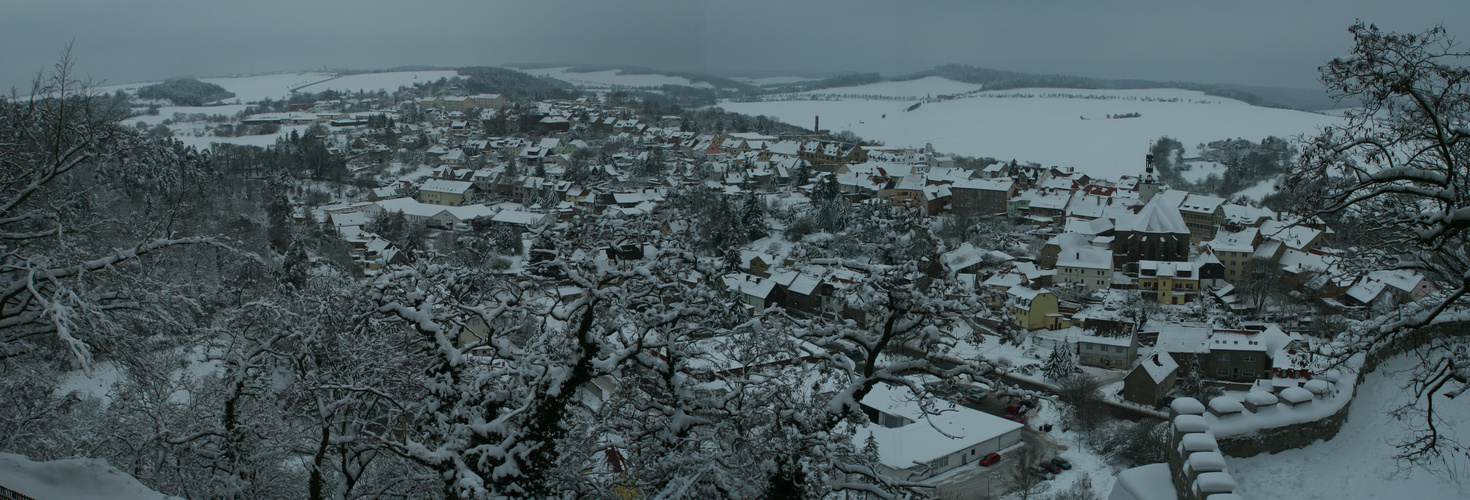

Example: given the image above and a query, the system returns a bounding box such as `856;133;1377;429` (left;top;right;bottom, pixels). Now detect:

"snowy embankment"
1225;353;1468;499
719;77;1339;182
0;453;179;500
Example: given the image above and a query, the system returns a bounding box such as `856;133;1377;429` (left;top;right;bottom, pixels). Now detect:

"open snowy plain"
719;77;1341;181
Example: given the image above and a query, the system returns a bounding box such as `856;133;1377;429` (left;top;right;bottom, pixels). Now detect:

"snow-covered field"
172;124;315;151
120;104;248;128
294;70;461;94
1226;353;1468;499
98;72;334;103
101;70;452;104
513;66;712;89
791;76;982;99
720;79;1339;182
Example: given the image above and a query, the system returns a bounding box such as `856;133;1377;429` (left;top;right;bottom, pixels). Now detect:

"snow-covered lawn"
1178;160;1226;183
1226;353;1469;499
294;70;461;94
1233;175;1283;202
720;83;1339;182
512;66;712;89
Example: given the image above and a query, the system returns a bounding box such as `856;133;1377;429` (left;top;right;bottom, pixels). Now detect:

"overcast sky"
4;0;1468;92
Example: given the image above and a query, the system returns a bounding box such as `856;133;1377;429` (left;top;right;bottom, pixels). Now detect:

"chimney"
814;115;820;134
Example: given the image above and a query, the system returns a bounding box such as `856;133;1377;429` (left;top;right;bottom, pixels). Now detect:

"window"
1217;353;1230;361
931;456;950;469
1216;368;1230;377
1116;346;1124;353
1242;369;1255;377
1243;354;1256;362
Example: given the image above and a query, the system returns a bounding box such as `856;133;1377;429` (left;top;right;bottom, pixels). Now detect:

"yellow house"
1006;286;1070;331
1136;260;1201;304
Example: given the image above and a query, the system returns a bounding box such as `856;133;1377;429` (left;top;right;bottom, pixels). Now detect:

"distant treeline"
137;78;236;106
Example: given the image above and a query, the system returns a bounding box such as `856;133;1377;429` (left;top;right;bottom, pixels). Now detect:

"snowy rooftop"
0;452;178;500
1259;220;1321;250
419;179;474;195
1118;197;1190;235
1207;227;1258;253
722;273;777;299
1058;246;1114;270
489;210;545;226
1156;323;1212;354
854;383;1024;470
1136;351;1179;383
1108;463;1177;500
1178;193;1225;214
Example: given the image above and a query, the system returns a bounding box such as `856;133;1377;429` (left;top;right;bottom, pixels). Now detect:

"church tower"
1139;153;1160;203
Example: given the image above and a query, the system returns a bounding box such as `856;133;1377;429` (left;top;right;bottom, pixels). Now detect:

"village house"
1055;246;1115;291
1076;331;1139;369
1176;193;1226;243
1123;351;1179;406
1136;260;1202;305
1005;286;1069;331
721;273;784;313
854;383;1024;482
418;179;475;206
948;178;1016;218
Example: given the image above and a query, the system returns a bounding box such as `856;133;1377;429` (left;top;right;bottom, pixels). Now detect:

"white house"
1056;246;1115;291
854;383;1025;481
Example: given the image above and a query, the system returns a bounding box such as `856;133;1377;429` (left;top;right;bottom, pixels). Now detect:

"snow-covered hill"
512;66;712;89
720;78;1339;182
294;70;460;95
100;70;461;104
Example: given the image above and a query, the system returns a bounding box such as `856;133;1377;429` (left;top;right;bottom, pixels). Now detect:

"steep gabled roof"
1119;197;1190;235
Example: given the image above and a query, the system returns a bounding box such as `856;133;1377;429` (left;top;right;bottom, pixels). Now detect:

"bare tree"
1286;22;1470;474
1054;374;1104;431
0;47;227;367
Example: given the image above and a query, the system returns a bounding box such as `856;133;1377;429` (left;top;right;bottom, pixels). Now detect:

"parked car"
966;387;988;402
1040;462;1062;474
1004;414;1024;423
1030;465;1055;479
1004;404;1024;414
1050;457;1073;470
979;452;1002;466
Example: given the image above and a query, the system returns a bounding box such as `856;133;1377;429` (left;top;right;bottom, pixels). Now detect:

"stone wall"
1215;399;1351;457
1215;321;1466;457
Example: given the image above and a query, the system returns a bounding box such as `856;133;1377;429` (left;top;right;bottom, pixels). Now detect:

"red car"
1004;414;1024;423
1004;404;1024;414
979;452;1002;466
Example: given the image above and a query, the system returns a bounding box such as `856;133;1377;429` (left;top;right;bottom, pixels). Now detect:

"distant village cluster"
155;79;1419;495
